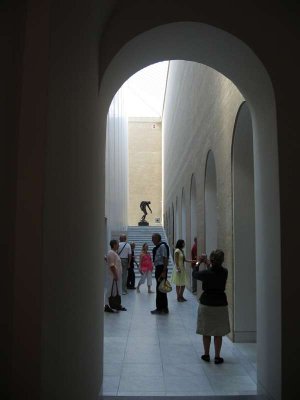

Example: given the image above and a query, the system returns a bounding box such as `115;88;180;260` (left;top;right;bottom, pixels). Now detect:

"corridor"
103;287;259;397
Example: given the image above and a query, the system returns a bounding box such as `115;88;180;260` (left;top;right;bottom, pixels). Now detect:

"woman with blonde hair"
137;243;154;293
171;239;194;302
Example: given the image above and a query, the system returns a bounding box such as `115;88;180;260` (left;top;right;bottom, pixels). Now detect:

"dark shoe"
104;305;115;313
161;308;169;314
181;297;187;301
201;354;210;362
151;309;162;315
214;357;224;364
115;306;127;311
177;297;184;302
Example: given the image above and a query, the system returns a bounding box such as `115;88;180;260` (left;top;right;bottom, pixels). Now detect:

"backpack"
152;241;170;261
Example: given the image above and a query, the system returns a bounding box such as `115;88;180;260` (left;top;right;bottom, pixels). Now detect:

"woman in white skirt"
192;249;230;364
137;243;154;293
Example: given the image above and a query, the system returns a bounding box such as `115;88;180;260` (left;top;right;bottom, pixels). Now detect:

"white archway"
190;174;197;244
99;22;281;399
175;196;180;243
204;150;218;255
190;174;197;292
172;202;175;253
232;102;256;343
167;207;171;244
181;188;187;242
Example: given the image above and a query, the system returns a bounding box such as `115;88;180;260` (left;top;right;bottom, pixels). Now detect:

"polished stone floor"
102;285;258;397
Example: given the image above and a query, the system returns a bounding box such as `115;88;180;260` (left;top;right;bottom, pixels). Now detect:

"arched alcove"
168;207;171;244
98;21;281;399
204;151;217;255
172;203;175;252
164;212;168;237
190;174;198;291
175;196;180;242
190;174;197;244
232;102;256;343
181;188;186;242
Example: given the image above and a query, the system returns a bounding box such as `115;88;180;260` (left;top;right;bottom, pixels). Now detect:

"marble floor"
102;285;258;397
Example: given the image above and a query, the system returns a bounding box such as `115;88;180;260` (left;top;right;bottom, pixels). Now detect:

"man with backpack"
151;233;169;314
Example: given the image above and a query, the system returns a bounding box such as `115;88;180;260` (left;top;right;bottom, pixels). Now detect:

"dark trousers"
155;265;168;311
127;267;135;288
192;264;199;292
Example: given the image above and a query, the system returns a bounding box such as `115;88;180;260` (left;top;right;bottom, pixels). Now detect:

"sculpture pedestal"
138;221;149;226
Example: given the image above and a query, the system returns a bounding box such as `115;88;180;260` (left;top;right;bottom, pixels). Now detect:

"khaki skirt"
196;303;230;336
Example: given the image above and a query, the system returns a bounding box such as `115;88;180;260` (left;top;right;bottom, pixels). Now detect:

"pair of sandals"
201;354;224;364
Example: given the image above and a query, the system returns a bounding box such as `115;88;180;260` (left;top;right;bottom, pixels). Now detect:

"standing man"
118;234;132;295
140;201;152;222
151;233;169;314
191;237;198;293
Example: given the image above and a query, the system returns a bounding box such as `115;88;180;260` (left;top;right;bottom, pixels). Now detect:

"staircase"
127;225;174;279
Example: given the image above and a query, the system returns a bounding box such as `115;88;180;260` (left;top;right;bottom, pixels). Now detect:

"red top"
140;252;153;272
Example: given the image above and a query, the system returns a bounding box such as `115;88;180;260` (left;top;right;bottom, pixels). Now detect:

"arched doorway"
175;196;180;243
232;102;256;343
99;22;281;399
172;203;175;253
190;174;197;245
190;174;197;291
204;150;217;256
181;187;187;243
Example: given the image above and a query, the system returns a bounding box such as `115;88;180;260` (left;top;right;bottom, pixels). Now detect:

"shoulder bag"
108;280;121;309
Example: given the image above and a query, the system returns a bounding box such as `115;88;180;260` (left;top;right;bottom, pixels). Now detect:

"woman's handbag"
109;280;121;309
158;278;172;293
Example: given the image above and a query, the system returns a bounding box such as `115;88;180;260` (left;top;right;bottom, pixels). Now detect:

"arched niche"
164;212;168;236
181;188;186;242
190;174;197;291
190;174;197;244
172;203;175;252
168;207;171;244
204;151;217;255
175;196;180;242
99;22;281;399
232;102;256;343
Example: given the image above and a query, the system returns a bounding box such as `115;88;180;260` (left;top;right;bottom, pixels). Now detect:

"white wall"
105;87;128;241
163;60;245;320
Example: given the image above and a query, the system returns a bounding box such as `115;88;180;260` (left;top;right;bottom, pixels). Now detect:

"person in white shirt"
104;239;127;312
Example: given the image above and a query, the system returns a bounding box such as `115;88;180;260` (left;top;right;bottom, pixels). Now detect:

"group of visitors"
104;232;230;364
